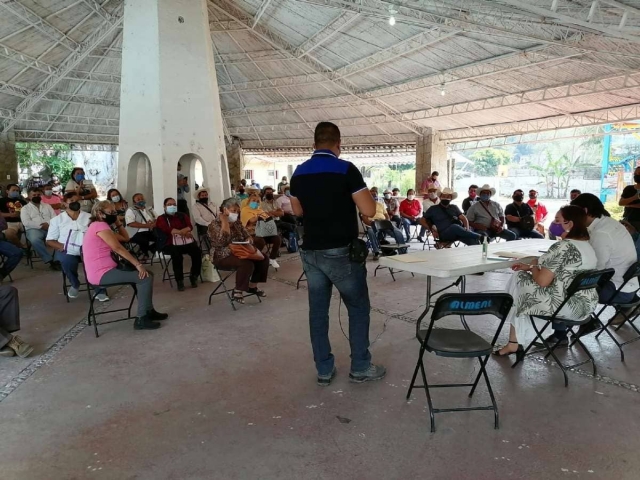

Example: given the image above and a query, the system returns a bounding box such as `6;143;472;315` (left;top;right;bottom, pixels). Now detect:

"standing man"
176;162;190;214
290;122;386;387
527;189;548;234
619;166;640;232
277;175;289;194
420;171;440;194
462;184;478;214
570;189;582;201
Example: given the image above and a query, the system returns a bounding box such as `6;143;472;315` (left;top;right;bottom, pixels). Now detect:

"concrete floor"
1;248;640;480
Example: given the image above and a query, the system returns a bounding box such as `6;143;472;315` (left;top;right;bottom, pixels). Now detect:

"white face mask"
407;195;415;201
111;195;121;203
384;194;391;199
228;212;238;222
428;193;437;200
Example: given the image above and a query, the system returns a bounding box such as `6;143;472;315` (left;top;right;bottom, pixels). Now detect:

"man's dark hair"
560;205;590;240
570;189;581;195
406;189;414;195
63;191;78;201
6;183;19;191
469;184;478;191
70;167;84;178
431;171;439;176
512;189;523;195
163;197;175;206
392;187;400;192
314;122;341;147
28;187;42;194
570;193;607;218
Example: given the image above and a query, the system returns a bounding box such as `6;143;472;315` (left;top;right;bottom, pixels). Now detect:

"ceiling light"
388;6;397;26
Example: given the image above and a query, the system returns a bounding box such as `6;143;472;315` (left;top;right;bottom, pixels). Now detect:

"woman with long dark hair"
494;206;598;358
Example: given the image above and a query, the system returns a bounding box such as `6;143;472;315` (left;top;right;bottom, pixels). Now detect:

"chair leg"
89;295;100;338
536;326;569;387
469;355;489;397
419;357;436;433
477;357;500;429
406;345;425;400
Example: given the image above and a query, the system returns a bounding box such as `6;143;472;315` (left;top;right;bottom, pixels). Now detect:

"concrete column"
415;129;448;193
0;131;18;188
226;137;244;190
118;0;230;210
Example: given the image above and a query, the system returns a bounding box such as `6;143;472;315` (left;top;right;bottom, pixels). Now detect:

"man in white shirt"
192;187;217;229
46;192;108;301
262;186;296;235
571;194;640;332
20;187;60;270
125;193;157;259
417;186;440;242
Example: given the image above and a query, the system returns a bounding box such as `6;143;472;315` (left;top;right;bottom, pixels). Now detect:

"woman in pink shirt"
41;182;63;214
83;200;167;330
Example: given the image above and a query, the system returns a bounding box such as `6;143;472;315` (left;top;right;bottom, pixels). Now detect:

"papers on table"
493;251;536;259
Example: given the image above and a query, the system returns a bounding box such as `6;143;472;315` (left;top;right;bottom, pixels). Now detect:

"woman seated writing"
240;191;281;269
83;200;168;330
208;198;269;303
494;206;598;358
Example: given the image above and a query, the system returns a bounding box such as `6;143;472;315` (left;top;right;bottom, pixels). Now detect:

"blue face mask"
136;200;146;208
249;201;259;209
8;191;19;199
74;173;85;182
166;205;178;215
284;191;291;197
479;193;490;202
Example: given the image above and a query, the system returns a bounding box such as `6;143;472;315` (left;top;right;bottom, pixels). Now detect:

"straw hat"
478;184;496;196
194;187;209;198
438;187;458;200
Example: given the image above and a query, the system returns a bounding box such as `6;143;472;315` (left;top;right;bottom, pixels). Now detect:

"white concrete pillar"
415;129;448;193
118;0;230;210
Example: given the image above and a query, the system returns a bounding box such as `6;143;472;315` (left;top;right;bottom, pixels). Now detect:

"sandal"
232;290;245;304
493;340;521;357
248;287;267;298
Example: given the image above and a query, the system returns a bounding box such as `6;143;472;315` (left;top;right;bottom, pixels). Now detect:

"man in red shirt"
527;189;548;235
399;188;422;242
156;198;202;291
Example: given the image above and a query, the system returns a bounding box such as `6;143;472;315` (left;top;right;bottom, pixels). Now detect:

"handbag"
255;216;278;237
229;243;264;261
201;255;220;283
111;251;137;271
479;201;503;234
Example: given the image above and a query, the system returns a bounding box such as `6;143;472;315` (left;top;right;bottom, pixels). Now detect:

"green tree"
16;142;74;184
469;148;511;176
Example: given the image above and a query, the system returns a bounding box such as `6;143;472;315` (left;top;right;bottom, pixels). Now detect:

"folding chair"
80;261;138;338
372;220;413;281
208;265;261;310
197;224;211;256
159;254;176;288
512;268;614;387
593;262;640;362
24;232;43;269
62;265;90;303
0;254;14;282
406;292;514;432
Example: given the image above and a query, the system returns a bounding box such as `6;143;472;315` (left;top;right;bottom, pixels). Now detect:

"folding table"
379;239;556;337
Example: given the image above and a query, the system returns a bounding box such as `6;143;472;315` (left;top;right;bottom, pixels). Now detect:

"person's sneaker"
177;280;185;292
269;259;280;269
7;335;33;358
134;316;161;330
148;309;168;321
48;261;62;271
317;367;337;386
0;346;15;357
190;276;198;288
349;364;386;383
96;293;110;302
67;287;79;299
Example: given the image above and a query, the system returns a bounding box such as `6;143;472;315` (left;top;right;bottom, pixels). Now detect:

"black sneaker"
349;364;386;383
317;367;337;386
148;309;168;321
176;280;185;292
190;275;198;288
373;252;380;261
48;261;62;271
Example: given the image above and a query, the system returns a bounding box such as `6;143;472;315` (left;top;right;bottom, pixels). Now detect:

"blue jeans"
510;227;544;240
0;240;22;274
401;218;420;241
300;247;372;375
58;252;105;294
477;228;518;242
439;224;481;245
26;228;54;263
366;224;405;253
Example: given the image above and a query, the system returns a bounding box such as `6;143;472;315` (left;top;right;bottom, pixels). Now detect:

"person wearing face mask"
383;189;401;228
235;185;248;201
65;167;98;213
46;192;109;301
277;176;289;195
261;186;296;236
40;181;63;214
107;188;128;225
526;189;548;236
505;189;544;240
399;189;423;243
419;171;440;195
275;186;296;220
209;197;270;302
466;184;517;241
176;163;190;214
21;187;61;270
241;192;281;269
417;186;440;242
462;184;478;215
192;187;218;229
421;188;481;246
125;193;158;260
83;200;167;330
156;197;202;291
0;184;27;248
619;166;640;232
